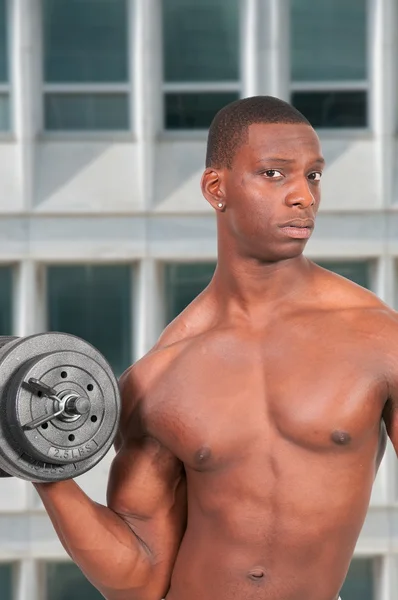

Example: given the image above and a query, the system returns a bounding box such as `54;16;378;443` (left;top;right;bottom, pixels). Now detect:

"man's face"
222;122;324;262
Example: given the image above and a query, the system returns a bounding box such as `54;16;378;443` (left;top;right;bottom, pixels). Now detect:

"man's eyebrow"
255;156;326;166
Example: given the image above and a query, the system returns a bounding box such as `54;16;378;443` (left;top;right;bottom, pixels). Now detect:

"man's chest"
146;328;388;469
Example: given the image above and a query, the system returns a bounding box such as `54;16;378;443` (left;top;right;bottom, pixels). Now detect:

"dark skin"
35;122;398;600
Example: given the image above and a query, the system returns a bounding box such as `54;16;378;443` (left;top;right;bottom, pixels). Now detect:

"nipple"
194;446;212;463
331;430;352;446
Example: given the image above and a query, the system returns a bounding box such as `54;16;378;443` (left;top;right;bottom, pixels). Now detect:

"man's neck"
210;253;313;324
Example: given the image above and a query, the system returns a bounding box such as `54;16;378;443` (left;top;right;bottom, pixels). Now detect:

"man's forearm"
34;480;153;600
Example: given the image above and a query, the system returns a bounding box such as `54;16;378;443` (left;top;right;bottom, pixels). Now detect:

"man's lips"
279;218;315;228
278;219;314;239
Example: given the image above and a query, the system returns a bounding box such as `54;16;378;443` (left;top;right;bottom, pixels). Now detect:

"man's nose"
284;181;315;208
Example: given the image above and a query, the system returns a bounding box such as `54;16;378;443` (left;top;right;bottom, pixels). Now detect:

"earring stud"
218;203;223;208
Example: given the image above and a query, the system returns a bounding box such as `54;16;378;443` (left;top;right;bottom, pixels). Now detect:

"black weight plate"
0;333;120;482
8;351;114;465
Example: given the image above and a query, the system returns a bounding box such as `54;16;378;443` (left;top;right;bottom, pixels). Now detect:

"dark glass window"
43;0;129;131
47;265;132;376
0;0;8;82
340;558;374;600
0;0;10;131
0;267;13;335
163;0;239;83
0;563;13;600
316;261;370;289
291;0;367;82
291;0;368;128
46;562;103;600
43;0;128;83
0;95;9;131
165;263;216;323
163;0;240;130
44;94;129;131
292;91;367;129
165;92;239;130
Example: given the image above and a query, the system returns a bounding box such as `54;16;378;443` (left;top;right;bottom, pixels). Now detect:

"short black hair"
205;95;311;169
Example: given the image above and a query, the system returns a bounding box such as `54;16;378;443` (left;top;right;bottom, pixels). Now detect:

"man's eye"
308;171;322;181
264;170;283;178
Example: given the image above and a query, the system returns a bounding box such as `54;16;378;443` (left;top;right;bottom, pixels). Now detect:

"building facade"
0;0;397;598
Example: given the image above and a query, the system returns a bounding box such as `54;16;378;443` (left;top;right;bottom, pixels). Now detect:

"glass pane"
0;0;8;82
0;267;13;335
0;93;10;131
44;94;129;131
316;261;370;289
291;0;367;82
340;558;374;600
0;564;13;599
292;91;367;128
163;0;239;82
165;263;216;323
165;92;239;130
47;265;132;376
46;562;103;600
43;0;128;83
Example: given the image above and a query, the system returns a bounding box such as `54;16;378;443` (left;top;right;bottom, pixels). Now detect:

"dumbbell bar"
0;333;120;482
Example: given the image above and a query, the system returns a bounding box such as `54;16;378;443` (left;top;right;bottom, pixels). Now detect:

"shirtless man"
35;96;398;600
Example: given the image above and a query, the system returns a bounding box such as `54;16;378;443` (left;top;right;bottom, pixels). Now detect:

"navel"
247;567;266;582
331;430;352;446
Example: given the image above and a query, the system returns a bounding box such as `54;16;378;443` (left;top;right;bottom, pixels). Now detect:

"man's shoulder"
313;263;386;312
307;263;398;343
119;309;214;420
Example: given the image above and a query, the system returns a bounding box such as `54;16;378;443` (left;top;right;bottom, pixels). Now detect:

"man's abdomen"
167;446;376;600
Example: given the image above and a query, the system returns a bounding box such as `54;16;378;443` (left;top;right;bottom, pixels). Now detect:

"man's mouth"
279;225;313;239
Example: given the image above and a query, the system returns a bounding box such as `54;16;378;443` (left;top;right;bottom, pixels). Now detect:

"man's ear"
201;168;226;212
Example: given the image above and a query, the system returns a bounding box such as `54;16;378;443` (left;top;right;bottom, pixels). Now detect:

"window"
0;0;10;131
316;261;370;289
340;558;375;600
162;0;240;129
0;267;13;335
43;0;130;131
0;563;13;600
165;262;216;323
290;0;368;128
47;265;132;376
46;562;103;600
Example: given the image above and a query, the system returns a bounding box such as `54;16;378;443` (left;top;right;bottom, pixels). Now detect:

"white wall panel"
0;145;23;211
35;143;143;213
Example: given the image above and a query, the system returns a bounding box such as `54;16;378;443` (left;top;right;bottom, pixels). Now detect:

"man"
35;96;397;600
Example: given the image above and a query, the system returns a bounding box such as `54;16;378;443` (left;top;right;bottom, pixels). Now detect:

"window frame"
289;0;371;132
40;0;135;135
160;0;243;132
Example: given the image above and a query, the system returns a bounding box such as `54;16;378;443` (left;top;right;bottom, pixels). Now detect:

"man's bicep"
107;435;186;521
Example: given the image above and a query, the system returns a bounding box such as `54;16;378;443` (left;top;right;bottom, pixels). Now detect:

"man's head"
201;96;325;263
206;95;311;170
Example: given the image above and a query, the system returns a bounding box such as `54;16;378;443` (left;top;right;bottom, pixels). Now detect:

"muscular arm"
34;363;187;600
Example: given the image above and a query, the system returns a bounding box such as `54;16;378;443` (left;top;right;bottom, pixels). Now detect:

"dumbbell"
0;333;120;483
